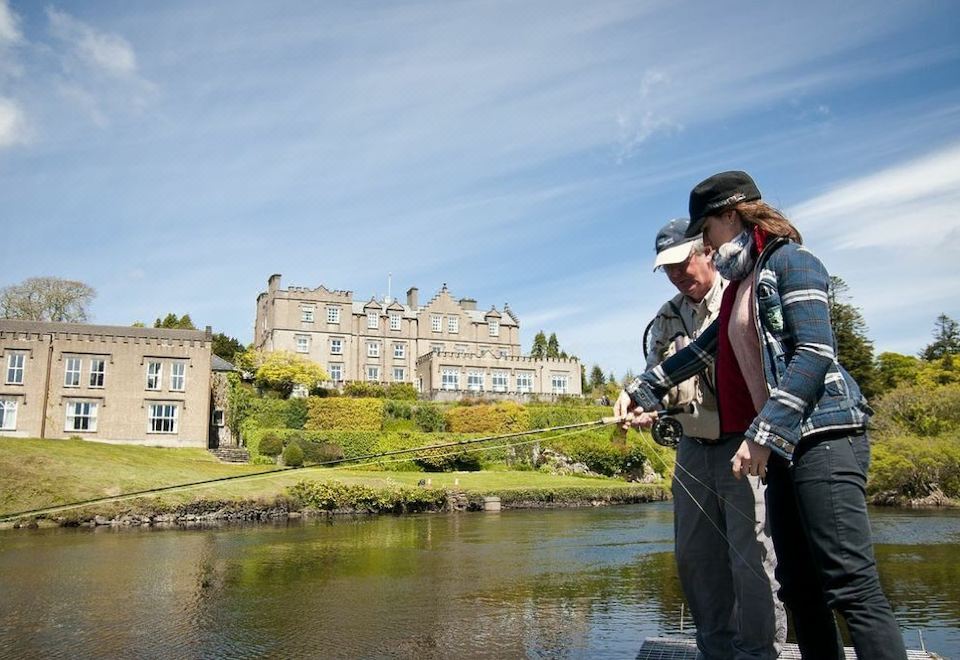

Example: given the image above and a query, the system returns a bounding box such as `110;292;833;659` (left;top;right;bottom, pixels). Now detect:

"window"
301;306;315;323
393;343;405;359
149;403;178;433
0;399;17;431
389;313;401;330
367;366;380;382
488;320;499;337
212;409;225;427
170;362;186;391
367;341;380;358
516;372;533;393
64;357;81;387
551;374;569;394
367;312;379;329
89;358;106;388
329;363;343;382
296;335;310;353
330;338;343;355
447;316;459;333
393;367;405;382
431;314;442;332
146;362;162;390
492;371;508;392
431;343;444;353
327;307;341;324
467;371;484;392
5;353;25;384
441;369;459;391
66;401;98;432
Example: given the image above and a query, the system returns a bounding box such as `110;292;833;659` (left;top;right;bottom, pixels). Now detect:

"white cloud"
0;97;27;148
791;141;960;249
47;8;138;78
0;0;21;45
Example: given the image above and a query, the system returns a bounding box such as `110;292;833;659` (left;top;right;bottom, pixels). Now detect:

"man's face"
663;250;716;302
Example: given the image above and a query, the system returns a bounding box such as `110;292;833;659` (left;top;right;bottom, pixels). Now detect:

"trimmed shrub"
527;405;605;431
297;439;344;465
285;397;309;430
384;383;417;401
414;404;447;432
288;480;447;513
282;442;305;467
259;432;284;457
306;397;384;431
343;382;386;398
446;402;530;434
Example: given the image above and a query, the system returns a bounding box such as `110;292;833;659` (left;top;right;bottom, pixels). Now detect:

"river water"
1;503;958;659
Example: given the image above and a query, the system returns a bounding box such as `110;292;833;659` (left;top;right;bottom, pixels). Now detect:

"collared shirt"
645;275;727;439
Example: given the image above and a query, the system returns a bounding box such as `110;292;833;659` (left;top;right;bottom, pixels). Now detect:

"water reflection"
0;504;957;659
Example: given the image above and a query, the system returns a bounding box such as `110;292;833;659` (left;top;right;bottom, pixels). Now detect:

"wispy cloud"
0;0;20;45
0;97;27;147
791;141;960;250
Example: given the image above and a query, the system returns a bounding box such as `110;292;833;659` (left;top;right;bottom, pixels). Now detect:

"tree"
0;276;95;322
530;331;548;359
921;313;960;361
828;276;878;399
154;313;196;329
875;352;920;394
546;333;560;358
254;351;329;398
589;365;606;391
212;333;244;362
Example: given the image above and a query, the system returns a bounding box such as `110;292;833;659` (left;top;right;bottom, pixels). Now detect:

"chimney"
407;287;419;309
268;274;281;293
459;298;477;311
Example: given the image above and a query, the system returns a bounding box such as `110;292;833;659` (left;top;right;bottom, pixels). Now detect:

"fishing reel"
650;405;694;448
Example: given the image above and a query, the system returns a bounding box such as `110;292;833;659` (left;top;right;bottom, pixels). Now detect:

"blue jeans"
766;432;907;659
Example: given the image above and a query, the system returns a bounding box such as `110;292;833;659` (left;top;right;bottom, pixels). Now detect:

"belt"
687;435;732;446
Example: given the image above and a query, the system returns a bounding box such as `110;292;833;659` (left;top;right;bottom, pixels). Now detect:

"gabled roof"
211;355;236;372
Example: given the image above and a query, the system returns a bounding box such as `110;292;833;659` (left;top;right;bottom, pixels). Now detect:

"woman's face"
701;210;744;250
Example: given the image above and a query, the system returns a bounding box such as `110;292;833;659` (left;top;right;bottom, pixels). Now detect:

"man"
639;218;785;660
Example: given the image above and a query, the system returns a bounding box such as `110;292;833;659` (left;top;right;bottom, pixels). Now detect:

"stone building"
254;274;582;398
0;320;214;447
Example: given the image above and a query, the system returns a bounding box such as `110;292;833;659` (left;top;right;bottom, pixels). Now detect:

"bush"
282;442;305;467
285;397;309;429
869;433;960;498
297;439;344;465
414;404;447;432
445;402;530;434
384;399;413;420
343;382;386;398
306;397;384;431
871;383;960;437
527;405;605;431
258;432;284;457
288;480;448;513
384;383;417;401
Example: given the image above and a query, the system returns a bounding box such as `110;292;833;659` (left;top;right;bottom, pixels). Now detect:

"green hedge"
288;480;447;513
869;433;960;498
527;405;607;431
306;397;384;431
446;401;530;434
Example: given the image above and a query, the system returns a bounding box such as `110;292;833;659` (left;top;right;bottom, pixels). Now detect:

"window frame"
441;368;459;391
393;367;405;382
328;363;343;382
488;319;499;337
367;312;379;329
393;343;405;359
326;307;341;324
66;400;98;432
148;402;179;434
447;316;459;333
467;370;484;392
170;361;187;392
301;306;315;323
366;366;380;382
89;358;106;388
431;314;442;332
295;334;310;354
0;398;17;431
64;357;82;388
367;341;380;358
389;313;402;331
146;361;162;391
492;370;508;393
516;371;533;393
5;352;25;385
551;374;569;395
330;338;343;355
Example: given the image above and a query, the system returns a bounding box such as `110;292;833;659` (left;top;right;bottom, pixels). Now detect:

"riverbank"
0;437;669;528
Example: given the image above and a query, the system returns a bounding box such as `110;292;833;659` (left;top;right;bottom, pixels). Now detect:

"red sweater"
716;280;759;434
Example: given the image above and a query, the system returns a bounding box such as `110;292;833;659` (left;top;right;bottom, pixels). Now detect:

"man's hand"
731;439;772;480
632;411;658;430
613;390;636;430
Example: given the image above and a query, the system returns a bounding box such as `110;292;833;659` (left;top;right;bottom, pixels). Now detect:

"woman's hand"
613;390;636;430
731;439;772;480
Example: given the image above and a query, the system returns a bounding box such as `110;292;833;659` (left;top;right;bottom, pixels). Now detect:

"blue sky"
1;0;959;377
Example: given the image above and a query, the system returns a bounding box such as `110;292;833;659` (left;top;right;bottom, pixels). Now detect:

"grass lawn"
0;438;664;519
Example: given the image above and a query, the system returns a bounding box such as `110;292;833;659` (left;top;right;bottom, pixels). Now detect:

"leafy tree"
921;313;960;361
875;352;920;395
828;276;878;398
212;332;244;362
530;331;548;359
589;365;606;391
131;321;146;328
0;276;95;322
546;333;560;358
154;313;196;329
255;351;329;398
580;364;588;393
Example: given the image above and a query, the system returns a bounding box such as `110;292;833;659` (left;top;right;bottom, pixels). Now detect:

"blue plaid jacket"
626;238;871;460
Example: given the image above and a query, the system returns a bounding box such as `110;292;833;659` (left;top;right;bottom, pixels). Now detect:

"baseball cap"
653;218;699;270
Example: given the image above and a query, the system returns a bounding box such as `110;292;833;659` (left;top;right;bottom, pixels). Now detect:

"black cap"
686;170;761;237
653;218;699;270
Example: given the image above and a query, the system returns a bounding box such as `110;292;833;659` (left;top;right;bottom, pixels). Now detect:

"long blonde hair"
732;200;803;244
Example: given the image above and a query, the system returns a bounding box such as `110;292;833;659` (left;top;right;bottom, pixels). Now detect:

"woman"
616;171;906;659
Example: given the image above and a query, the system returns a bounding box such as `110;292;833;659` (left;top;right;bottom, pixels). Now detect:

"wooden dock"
636;637;943;659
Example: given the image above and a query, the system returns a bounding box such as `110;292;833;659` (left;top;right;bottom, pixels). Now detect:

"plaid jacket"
626;238;871;460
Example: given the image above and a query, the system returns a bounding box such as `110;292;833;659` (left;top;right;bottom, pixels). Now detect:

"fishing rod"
0;416;630;522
